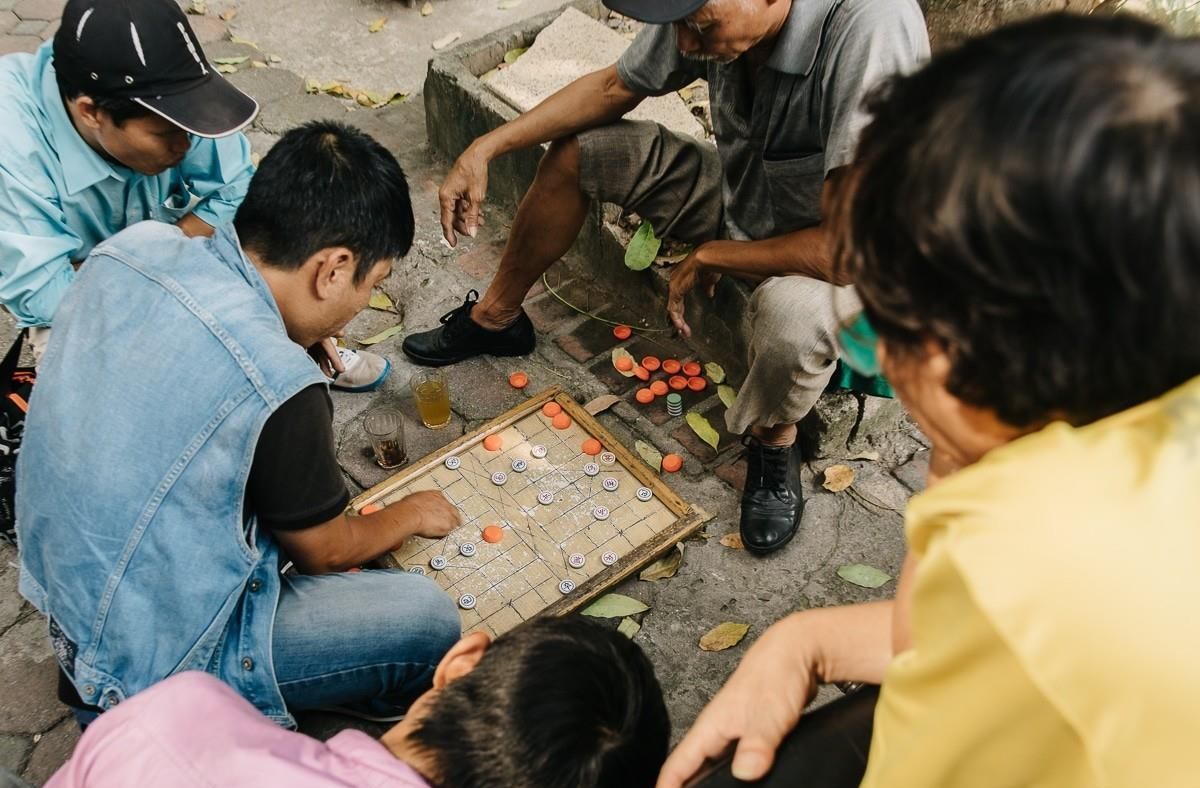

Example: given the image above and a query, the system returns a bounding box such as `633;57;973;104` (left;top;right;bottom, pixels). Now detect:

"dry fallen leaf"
268;54;282;63
229;35;258;48
432;31;462;50
219;7;237;21
617;617;641;639
368;17;387;33
635;440;663;472
686;412;720;451
822;464;855;493
639;544;683;582
421;1;433;15
699;622;750;652
356;324;405;346
497;0;523;8
719;532;744;550
581;593;649;619
304;78;321;94
369;291;396;312
584;394;621;416
212;56;248;66
250;60;267;68
215;63;238;74
704;362;726;384
187;0;206;14
503;46;528;65
837;564;892;589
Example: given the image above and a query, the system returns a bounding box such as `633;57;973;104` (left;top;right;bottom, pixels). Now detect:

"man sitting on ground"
404;0;929;554
0;0;388;389
17;121;462;726
46;617;671;788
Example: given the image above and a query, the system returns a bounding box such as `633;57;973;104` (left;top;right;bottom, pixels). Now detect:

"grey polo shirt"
616;0;929;240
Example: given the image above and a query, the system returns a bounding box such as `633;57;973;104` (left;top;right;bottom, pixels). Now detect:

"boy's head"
234;121;415;349
834;13;1200;454
53;0;257;174
387;616;670;788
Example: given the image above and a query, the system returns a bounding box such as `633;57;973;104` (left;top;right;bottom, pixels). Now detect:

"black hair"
234;121;415;282
834;13;1200;428
53;64;153;125
409;616;671;788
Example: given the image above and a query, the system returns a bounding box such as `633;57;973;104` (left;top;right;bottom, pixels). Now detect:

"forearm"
472;65;642;161
287;507;421;575
791;601;896;685
696;226;846;285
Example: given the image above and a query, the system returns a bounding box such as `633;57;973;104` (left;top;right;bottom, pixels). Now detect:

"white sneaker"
329;347;392;392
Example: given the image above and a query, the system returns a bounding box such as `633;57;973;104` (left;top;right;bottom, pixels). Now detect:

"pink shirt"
47;672;431;788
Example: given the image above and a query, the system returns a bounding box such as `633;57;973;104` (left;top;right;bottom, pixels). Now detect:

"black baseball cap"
602;0;707;24
53;0;258;138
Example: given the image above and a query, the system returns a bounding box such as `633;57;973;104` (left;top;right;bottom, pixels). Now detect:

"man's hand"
657;614;817;788
309;337;346;378
439;145;490;247
398;490;461;540
667;246;722;339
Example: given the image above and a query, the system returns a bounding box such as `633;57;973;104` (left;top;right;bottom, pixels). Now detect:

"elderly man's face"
673;0;779;63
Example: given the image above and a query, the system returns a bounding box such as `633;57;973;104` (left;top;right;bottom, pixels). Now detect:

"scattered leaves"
699;622;750;652
584;394;621;416
686;412;720;451
369;291;396;312
624;222;661;271
218;7;237;21
268;54;282;63
837;564;892;589
497;0;524;8
305;78;321;94
356;324;405;346
719;532;744;550
617;617;641;638
611;347;637;378
229;35;258;48
421;0;433;14
704;362;726;384
822;464;855;493
581;593;649;619
187;0;207;14
432;31;462;50
215;63;239;74
368;16;387;33
639;544;683;582
250;60;268;68
503;46;528;64
212;56;249;66
304;79;406;108
717;384;737;409
635;440;663;472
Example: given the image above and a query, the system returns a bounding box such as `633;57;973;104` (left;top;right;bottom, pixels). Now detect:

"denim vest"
17;221;326;725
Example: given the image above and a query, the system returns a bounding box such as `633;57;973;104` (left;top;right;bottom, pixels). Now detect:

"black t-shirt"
245;384;349;531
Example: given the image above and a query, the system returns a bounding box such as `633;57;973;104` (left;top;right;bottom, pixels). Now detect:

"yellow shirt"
861;376;1200;788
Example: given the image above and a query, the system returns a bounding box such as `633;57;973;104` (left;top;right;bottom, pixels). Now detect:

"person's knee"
750;279;832;361
537;135;581;187
350;572;461;666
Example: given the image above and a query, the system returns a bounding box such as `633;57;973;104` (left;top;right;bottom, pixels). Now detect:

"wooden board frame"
351;386;710;618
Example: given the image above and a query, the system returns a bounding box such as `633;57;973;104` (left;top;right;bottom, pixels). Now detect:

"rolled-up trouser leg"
726;276;862;436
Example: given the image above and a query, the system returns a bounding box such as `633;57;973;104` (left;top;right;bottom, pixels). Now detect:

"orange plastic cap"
552;413;572;430
668;375;688;390
482;524;504;544
582;438;603;456
650;380;669;396
612;325;633;340
641;356;662;372
615;356;634;372
687;376;707;392
542;402;563;418
633;365;650;381
508;371;529;389
662;454;683;473
483;434;503;452
662;359;682;374
635;387;655;404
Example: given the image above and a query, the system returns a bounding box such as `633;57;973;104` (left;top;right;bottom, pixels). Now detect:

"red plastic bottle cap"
613;325;633;340
633;365;650;381
662;359;682;375
687;376;707;392
635;387;655;404
650;380;669;396
582;438;603;455
508;371;529;389
682;361;702;377
482;524;504;543
542;402;563;418
615;356;634;372
662;454;683;473
552;413;572;430
483;434;503;452
641;356;662;372
668;376;688;391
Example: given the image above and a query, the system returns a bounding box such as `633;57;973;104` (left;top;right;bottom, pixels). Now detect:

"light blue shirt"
0;41;255;327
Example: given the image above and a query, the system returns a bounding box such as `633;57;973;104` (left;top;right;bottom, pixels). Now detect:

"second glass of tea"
410;369;452;429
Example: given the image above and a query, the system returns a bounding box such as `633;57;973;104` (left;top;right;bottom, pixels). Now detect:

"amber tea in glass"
410;370;452;429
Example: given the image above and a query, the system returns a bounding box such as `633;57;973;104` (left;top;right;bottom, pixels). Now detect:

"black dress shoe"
739;438;803;554
402;290;536;367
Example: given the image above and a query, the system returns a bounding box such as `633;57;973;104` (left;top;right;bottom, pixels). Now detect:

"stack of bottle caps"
666;393;683;417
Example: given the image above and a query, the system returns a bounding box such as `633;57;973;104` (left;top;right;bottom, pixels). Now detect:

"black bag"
0;331;35;545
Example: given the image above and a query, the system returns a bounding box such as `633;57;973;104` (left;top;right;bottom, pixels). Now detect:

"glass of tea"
363;408;407;469
410;369;452;429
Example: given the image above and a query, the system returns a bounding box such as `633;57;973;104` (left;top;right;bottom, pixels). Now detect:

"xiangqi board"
351;387;707;636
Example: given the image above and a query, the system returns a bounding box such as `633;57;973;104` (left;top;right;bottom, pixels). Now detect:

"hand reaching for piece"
667;246;722;339
400;490;462;540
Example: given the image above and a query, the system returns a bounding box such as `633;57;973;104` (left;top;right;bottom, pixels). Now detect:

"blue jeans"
271;569;461;717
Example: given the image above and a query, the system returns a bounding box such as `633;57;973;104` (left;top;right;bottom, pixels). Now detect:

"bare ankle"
470;303;519;332
750;424;797;448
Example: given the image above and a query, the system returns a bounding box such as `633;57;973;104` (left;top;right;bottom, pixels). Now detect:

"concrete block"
254;92;348;135
0;11;17;34
12;0;58;22
10;18;44;35
484;7;703;139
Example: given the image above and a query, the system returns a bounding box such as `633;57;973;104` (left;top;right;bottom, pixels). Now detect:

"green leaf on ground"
705;362;726;384
369;291;396;312
212;56;249;66
230;35;259;48
581;593;649;619
699;622;750;651
503;47;528;64
837;564;892;589
617;617;641;639
356;324;405;346
717;384;737;409
624;222;661;271
635;440;663;472
686;412;720;450
215;64;239;74
187;0;207;14
639;544;683;582
420;1;433;15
